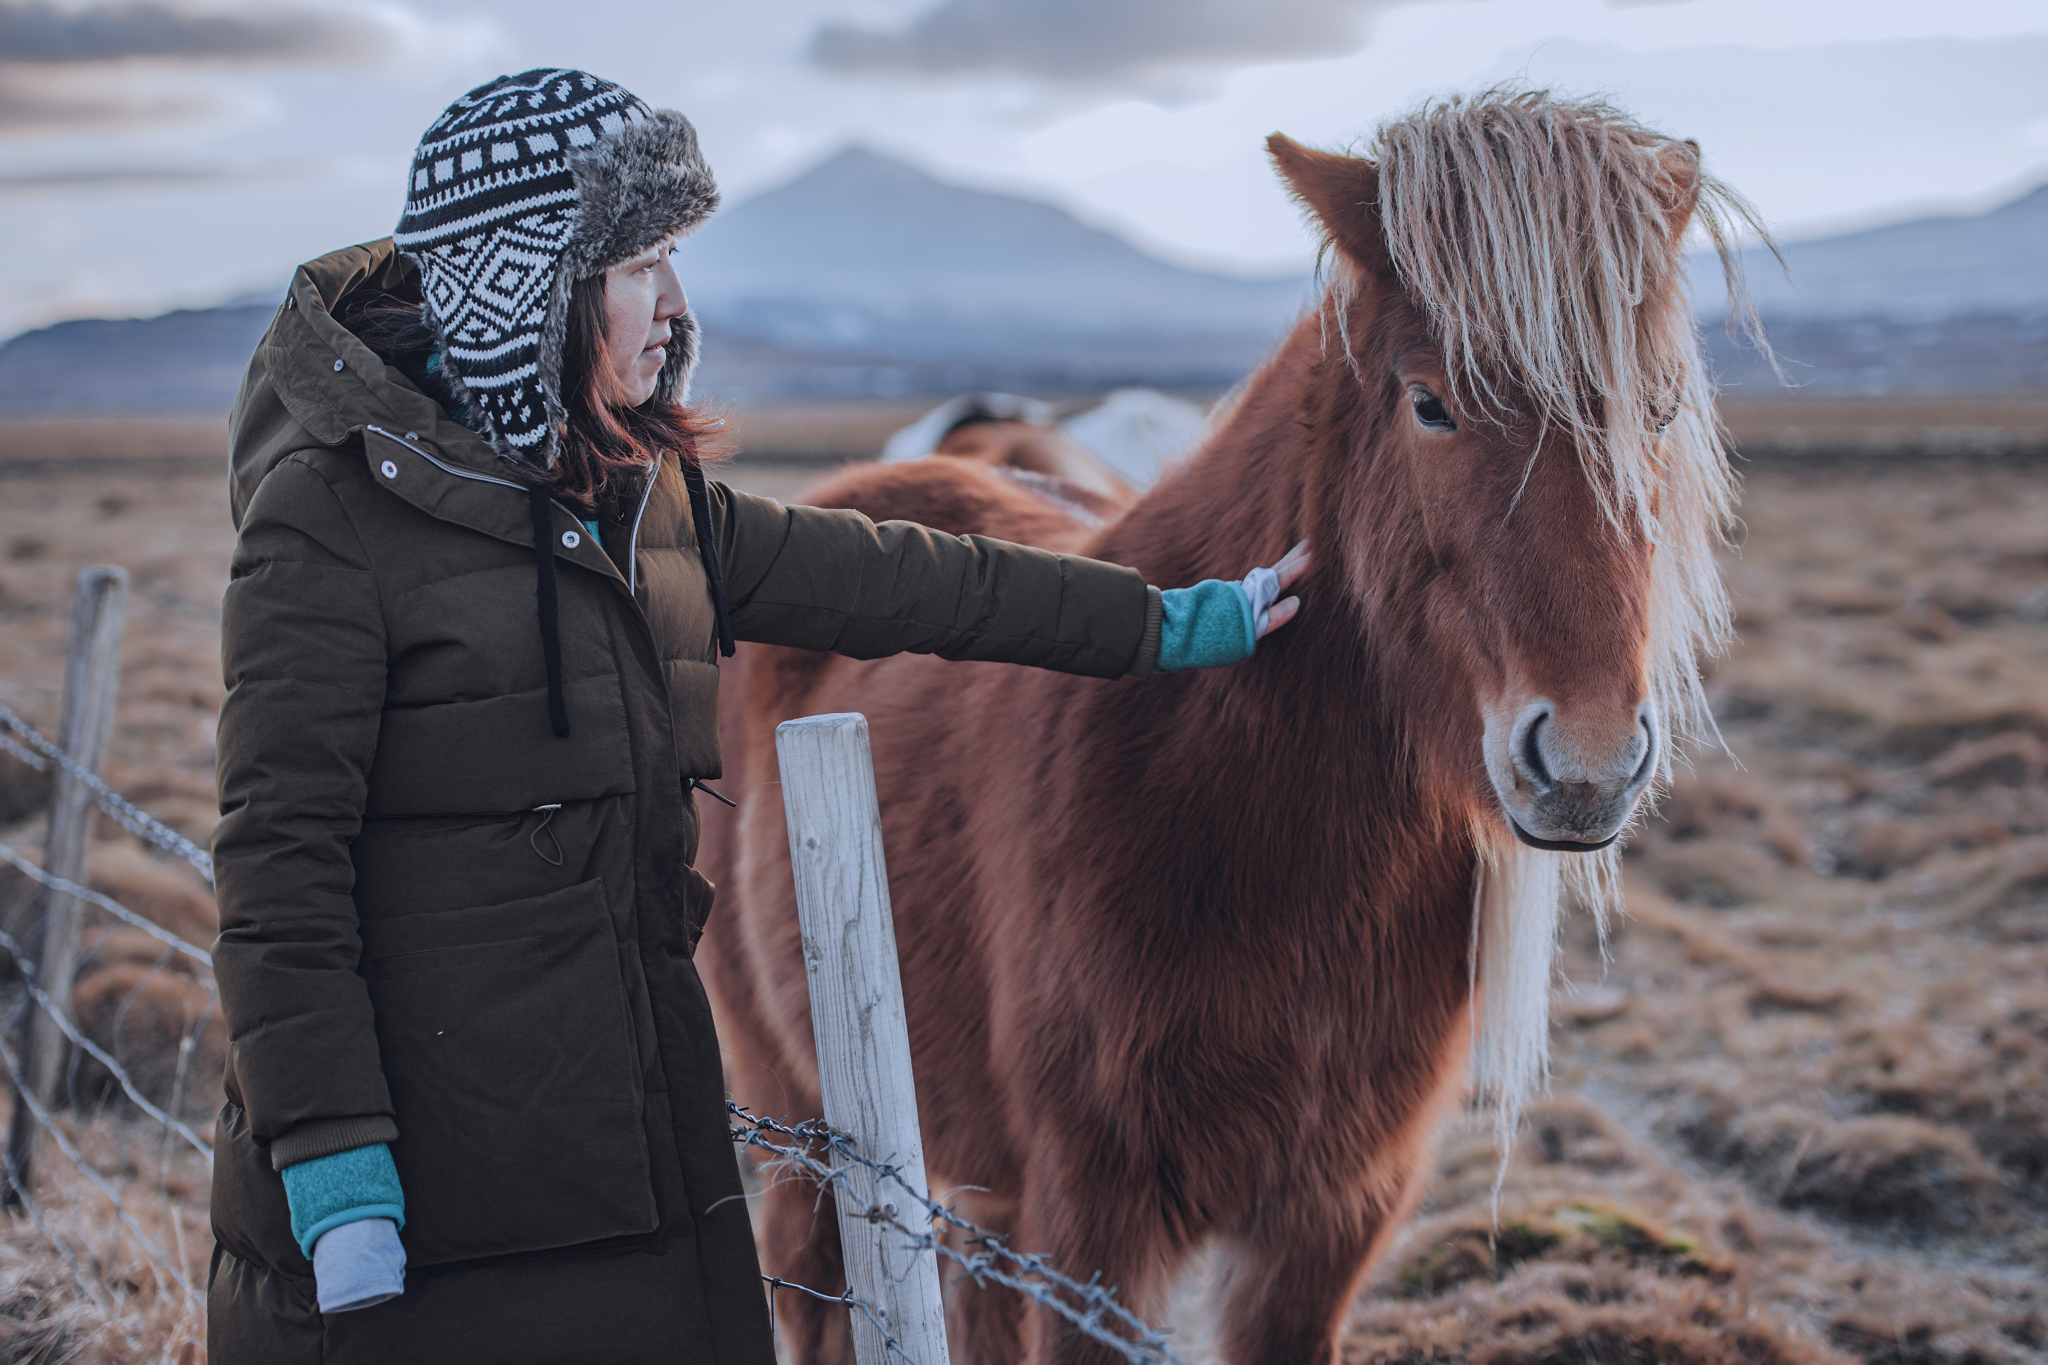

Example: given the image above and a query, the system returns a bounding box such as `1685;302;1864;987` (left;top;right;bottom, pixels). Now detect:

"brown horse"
698;90;1759;1365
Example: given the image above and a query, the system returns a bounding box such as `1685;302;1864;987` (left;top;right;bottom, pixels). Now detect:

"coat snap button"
332;359;344;372
380;460;398;479
561;530;581;549
404;431;418;440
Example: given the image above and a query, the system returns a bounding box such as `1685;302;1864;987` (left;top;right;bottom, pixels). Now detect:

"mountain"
0;306;274;415
1695;184;2048;324
683;147;1307;363
676;146;1311;398
1695;184;2048;396
0;147;1312;414
1;150;2042;414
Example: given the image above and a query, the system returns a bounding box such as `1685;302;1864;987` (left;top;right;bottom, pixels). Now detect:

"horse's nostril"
1629;712;1658;788
1519;713;1553;790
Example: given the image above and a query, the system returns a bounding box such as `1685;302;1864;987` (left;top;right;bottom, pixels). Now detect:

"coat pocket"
361;879;656;1267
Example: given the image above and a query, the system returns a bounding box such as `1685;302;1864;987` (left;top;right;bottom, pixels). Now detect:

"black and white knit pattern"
393;69;719;469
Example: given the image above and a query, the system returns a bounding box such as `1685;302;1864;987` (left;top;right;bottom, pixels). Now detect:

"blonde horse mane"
1358;89;1764;1154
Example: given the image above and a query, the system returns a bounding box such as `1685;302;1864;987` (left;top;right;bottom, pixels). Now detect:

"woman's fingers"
1259;595;1301;637
1272;539;1311;592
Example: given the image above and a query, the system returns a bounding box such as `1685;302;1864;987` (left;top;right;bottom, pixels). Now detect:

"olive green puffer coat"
208;239;1161;1363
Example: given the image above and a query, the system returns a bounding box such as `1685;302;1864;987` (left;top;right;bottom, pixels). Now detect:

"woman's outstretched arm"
706;481;1305;678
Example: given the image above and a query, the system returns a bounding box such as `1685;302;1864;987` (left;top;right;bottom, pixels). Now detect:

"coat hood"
230;240;553;534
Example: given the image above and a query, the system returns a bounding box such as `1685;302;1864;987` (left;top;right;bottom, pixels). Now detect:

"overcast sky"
2;0;2046;336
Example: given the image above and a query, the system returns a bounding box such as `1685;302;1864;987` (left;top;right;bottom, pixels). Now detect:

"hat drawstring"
529;486;572;738
681;460;735;658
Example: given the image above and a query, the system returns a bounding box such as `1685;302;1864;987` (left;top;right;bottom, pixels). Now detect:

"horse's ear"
1654;139;1703;246
1268;134;1388;274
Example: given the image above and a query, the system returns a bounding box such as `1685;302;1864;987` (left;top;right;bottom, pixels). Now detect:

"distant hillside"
1;151;2041;415
1695;183;2048;396
681;146;1310;394
1695;184;2048;324
0;147;1309;413
0;306;274;415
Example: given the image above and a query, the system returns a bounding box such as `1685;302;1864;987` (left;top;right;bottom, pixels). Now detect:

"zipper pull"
690;779;737;809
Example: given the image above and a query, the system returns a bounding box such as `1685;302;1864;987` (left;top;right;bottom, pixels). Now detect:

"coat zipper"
366;425;609;572
625;453;661;598
366;432;718;800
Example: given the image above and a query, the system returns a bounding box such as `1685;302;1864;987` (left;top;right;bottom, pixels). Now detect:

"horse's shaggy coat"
698;90;1754;1365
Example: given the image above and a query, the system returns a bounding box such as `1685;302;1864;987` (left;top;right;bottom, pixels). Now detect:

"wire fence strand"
0;923;213;1164
1;705;219;1334
731;1103;1193;1365
0;1028;204;1305
0;840;214;967
0;703;1189;1361
0;705;214;885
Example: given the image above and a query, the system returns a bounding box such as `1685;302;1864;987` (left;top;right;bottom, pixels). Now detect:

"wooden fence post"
5;565;128;1204
776;713;950;1365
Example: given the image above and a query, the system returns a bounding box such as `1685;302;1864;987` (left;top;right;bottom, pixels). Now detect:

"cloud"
0;163;246;190
0;1;492;134
0;0;391;65
0;64;214;129
808;0;1412;84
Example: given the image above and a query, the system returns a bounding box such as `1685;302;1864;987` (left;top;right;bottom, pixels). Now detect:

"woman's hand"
1248;539;1311;637
1153;539;1312;673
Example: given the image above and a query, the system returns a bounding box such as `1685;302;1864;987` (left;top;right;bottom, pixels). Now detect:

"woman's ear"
1267;134;1390;276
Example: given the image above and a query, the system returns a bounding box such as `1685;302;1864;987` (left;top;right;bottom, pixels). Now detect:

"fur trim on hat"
533;109;720;463
564;111;719;278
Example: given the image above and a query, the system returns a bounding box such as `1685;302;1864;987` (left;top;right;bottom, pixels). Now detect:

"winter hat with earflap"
392;68;719;470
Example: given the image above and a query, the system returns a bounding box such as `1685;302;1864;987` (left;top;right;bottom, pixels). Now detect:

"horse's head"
1269;92;1749;853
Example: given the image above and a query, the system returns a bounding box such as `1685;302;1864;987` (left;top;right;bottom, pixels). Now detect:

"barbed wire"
0;705;215;885
0;733;48;773
0;705;1186;1357
764;1273;921;1365
730;1103;1192;1365
0;840;214;967
0;1025;204;1305
0;744;220;1325
0;923;213;1164
0;1153;112;1316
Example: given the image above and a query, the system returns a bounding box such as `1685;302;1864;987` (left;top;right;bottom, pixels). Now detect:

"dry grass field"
0;412;2042;1363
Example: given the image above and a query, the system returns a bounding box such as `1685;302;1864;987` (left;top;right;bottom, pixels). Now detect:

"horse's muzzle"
1485;697;1659;852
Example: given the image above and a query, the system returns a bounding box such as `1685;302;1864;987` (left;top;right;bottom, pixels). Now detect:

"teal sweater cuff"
280;1142;406;1259
1155;580;1257;673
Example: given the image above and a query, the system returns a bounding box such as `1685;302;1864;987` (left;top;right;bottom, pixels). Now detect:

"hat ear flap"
660;311;701;405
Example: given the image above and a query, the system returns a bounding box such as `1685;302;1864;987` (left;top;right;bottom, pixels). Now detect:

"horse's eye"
1408;385;1456;432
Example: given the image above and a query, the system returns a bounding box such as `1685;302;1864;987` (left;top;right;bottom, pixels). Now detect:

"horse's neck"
1088;323;1326;585
1078;319;1466;904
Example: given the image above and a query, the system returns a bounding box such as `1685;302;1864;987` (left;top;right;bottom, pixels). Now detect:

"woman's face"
602;238;688;407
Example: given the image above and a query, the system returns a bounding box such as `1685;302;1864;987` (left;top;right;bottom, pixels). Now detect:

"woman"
209;69;1307;1363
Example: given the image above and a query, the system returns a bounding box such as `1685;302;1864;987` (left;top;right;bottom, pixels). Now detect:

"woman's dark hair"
347;279;723;516
346;299;459;415
553;271;722;514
